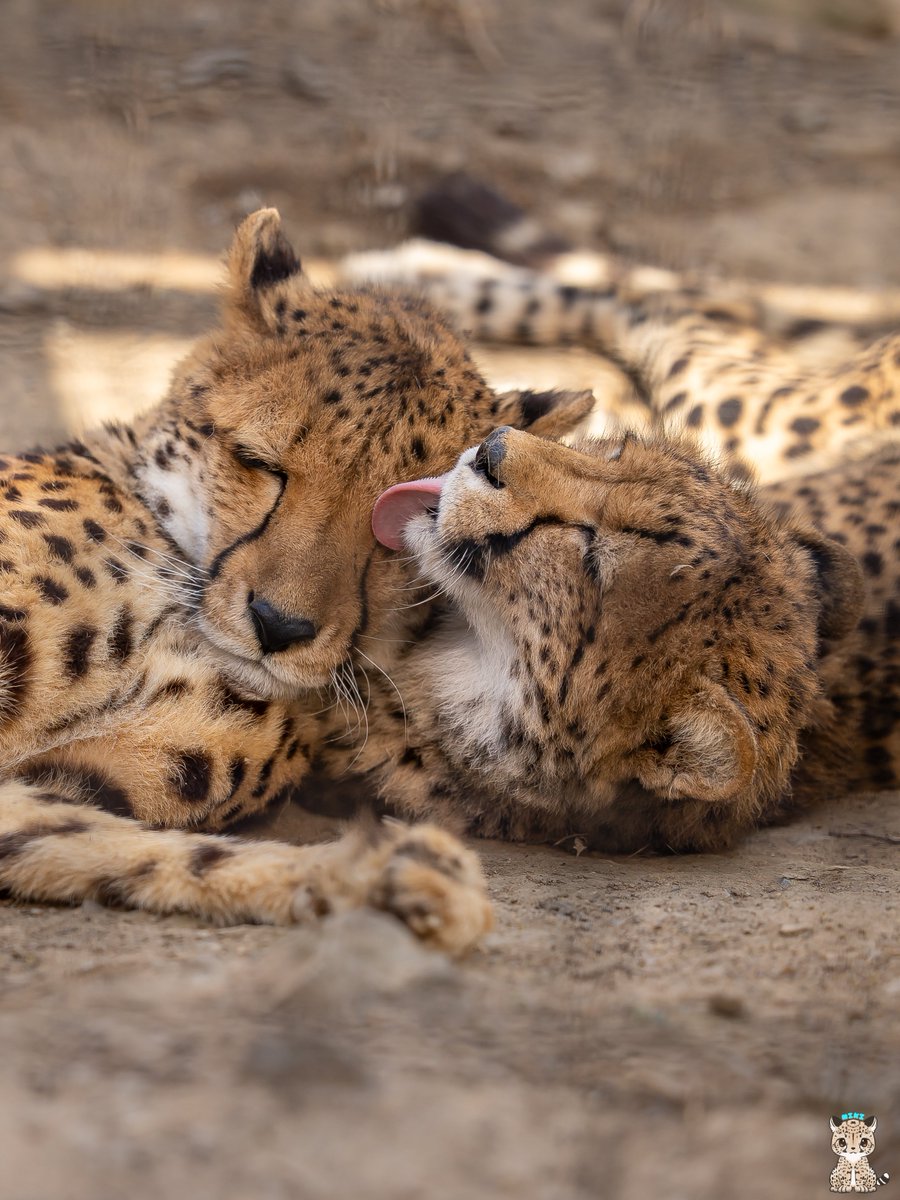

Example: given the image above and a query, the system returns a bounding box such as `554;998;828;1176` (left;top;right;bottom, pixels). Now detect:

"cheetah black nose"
472;426;509;488
248;596;317;653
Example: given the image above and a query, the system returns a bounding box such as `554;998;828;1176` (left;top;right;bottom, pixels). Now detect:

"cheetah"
0;207;590;948
317;181;900;850
310;424;893;853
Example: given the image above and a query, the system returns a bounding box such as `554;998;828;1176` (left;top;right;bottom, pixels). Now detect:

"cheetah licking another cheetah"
323;180;900;851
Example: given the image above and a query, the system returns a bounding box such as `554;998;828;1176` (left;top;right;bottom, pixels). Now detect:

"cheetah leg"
0;780;492;953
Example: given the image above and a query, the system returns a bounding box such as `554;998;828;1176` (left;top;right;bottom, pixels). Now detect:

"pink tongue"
372;476;446;550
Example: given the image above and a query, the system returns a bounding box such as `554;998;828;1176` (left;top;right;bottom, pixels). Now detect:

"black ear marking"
518;390;558;427
250;229;301;291
489;387;594;438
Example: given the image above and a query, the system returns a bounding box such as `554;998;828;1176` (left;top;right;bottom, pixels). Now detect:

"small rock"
80;898;106;916
778;923;812;937
708;992;746;1019
181;49;251;89
281;53;331;102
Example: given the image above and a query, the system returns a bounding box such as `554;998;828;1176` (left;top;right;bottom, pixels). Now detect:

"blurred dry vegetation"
1;3;899;1199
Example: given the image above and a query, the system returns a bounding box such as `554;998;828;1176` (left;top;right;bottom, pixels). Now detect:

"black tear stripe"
350;544;378;645
445;515;569;582
207;472;287;580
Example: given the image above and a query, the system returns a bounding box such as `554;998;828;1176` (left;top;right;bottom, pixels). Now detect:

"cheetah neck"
413;612;524;775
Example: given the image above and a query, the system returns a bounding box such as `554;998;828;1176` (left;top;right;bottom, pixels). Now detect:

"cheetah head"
131;211;592;698
374;427;864;850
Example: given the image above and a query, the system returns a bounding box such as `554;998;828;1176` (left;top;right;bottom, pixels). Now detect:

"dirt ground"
1;2;899;1197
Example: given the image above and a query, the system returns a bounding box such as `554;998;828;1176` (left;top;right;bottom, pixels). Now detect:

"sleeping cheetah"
0;207;590;948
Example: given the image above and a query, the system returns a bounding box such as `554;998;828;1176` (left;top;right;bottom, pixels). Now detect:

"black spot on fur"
686;405;704;428
790;416;821;436
170;751;212;804
93;860;155;907
42;534;75;563
863;550;884;577
190;843;235;876
0;819;88;860
64;766;132;816
38;497;79;512
9;510;46;529
74;566;97;589
103;557;128;584
108;606;134;661
83;519;106;543
717;397;742;427
63;625;98;678
840;385;869;407
34;576;69;606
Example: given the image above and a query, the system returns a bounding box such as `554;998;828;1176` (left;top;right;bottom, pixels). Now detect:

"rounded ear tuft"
791;527;864;642
225;208;302;322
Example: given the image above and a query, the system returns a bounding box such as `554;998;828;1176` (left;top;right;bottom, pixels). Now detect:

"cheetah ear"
225;207;302;326
488;388;595;438
791;527;864;642
865;1116;877;1132
831;1118;842;1132
635;679;757;803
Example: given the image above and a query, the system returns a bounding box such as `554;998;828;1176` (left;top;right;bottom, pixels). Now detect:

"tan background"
1;2;899;1197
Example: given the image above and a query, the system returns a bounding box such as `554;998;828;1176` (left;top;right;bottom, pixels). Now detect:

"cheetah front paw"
369;823;493;955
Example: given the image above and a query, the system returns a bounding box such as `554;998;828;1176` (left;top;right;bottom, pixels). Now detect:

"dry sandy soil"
1;2;899;1197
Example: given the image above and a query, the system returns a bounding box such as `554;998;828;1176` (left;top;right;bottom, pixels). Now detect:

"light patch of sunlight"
12;248;335;292
46;323;193;431
756;282;900;324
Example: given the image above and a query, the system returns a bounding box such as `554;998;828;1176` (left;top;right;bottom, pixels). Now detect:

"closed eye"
233;444;282;475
